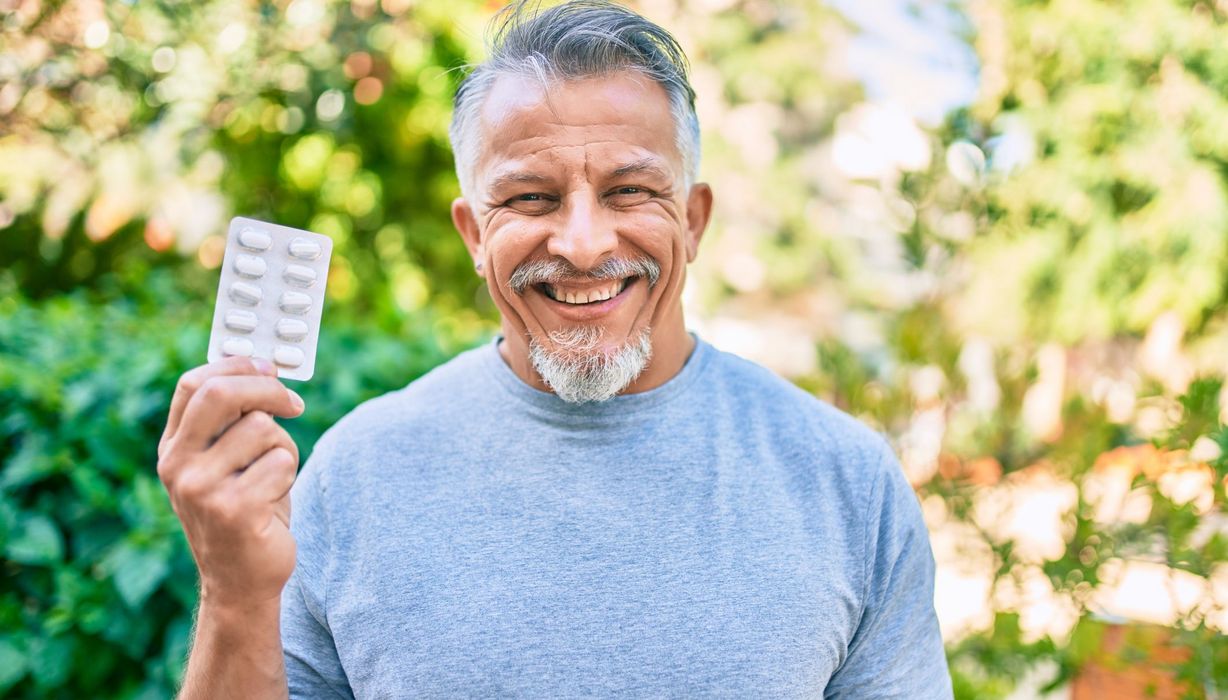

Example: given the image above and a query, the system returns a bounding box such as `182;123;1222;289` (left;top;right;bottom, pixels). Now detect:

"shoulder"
698;342;918;609
700;343;894;486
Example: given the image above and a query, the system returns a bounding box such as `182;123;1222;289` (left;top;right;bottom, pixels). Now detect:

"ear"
683;183;713;262
450;197;484;277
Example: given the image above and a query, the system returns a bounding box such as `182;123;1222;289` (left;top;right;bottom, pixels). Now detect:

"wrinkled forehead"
473;72;683;188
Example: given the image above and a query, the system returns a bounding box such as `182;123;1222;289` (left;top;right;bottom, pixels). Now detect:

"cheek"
617;211;683;264
485;223;545;284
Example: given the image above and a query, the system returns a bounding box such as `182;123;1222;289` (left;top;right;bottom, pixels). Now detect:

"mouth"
536;276;636;306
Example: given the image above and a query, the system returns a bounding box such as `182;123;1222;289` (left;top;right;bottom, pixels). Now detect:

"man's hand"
158;356;305;610
158;356;303;699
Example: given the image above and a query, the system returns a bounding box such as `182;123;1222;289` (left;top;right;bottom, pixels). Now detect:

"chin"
528;326;653;403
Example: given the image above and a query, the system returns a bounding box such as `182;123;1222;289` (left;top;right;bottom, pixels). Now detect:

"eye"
608;186;654;204
502;192;558;214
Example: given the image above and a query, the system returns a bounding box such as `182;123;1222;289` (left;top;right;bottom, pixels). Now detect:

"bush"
0;275;459;697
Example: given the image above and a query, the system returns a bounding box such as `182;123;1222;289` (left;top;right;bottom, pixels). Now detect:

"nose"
545;194;619;272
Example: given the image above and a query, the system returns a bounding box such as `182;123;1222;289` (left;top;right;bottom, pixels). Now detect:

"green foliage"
947;612;1058;700
0;278;458;697
829;1;1228;694
939;0;1228;343
0;0;491;332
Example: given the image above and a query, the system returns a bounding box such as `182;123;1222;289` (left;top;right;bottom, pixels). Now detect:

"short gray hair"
449;0;701;202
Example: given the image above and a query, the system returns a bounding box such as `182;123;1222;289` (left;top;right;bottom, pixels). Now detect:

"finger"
202;410;299;482
162;356;278;449
274;494;291;530
160;409;291;491
235;447;299;505
177;375;305;452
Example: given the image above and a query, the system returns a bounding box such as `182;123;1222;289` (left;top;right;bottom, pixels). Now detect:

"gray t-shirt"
281;336;952;698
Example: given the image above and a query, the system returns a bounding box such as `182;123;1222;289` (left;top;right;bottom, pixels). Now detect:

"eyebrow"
611;158;671;180
485;158;673;194
486;171;553;193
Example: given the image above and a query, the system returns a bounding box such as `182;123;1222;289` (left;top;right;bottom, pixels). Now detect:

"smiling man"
159;1;952;698
449;51;709;406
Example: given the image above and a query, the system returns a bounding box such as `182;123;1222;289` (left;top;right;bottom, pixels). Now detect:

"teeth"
546;278;632;304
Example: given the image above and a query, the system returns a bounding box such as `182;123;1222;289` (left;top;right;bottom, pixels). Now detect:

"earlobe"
684;183;714;262
450;197;485;275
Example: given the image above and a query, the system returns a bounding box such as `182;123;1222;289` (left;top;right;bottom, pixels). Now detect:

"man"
156;1;953;697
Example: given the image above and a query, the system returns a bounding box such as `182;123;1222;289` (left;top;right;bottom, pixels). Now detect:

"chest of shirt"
321;436;864;697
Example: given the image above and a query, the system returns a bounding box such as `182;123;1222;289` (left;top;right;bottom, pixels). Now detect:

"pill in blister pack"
206;217;333;381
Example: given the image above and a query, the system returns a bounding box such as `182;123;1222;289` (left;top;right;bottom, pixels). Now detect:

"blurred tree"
0;0;491;335
933;0;1228;344
864;1;1228;696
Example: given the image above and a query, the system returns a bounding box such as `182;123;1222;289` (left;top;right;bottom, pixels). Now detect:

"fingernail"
287;389;305;410
253;358;277;375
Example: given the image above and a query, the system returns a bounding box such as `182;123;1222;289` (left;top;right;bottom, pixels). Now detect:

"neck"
498;309;694;397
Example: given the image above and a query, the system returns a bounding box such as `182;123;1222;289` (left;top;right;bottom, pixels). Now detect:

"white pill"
234;254;267;278
238;227;272;251
276;318;309;341
229;281;263;305
288;237;322;260
273;344;305;368
222;337;254;357
279;290;312;314
283;263;317;286
224;309;259;333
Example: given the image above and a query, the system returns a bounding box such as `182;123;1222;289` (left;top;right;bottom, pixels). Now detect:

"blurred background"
2;0;1227;697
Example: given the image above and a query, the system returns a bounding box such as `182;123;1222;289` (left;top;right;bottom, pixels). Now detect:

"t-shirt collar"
480;332;711;421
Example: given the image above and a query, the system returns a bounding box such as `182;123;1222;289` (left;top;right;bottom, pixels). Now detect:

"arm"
824;444;953;699
180;598;287;700
157;357;304;699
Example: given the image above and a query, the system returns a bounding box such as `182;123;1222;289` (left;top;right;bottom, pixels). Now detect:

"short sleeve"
280;433;354;699
824;443;953;699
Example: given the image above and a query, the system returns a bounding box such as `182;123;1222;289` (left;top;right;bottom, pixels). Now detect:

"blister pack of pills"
206;216;333;381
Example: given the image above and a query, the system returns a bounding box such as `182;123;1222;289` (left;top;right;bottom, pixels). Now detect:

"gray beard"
528;326;653;404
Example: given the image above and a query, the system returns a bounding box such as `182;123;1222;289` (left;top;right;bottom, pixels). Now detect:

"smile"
537;276;635;306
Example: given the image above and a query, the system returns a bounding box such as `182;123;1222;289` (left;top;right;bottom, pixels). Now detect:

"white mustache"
507;256;661;295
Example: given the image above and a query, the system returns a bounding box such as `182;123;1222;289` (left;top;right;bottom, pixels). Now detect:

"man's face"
452;72;710;393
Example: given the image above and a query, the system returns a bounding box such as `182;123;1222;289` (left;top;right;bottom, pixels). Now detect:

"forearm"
178;597;288;700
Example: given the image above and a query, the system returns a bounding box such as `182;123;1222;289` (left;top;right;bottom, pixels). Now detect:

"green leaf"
26;635;73;689
1204;533;1228;564
102;541;171;609
1066;618;1105;666
0;639;28;692
6;514;64;565
60;380;90;416
1;433;55;489
99;606;157;659
990;612;1022;646
162;614;193;686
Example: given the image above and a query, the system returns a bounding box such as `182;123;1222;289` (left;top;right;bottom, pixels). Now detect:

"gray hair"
449;0;702;202
529;325;653;403
507;254;660;295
